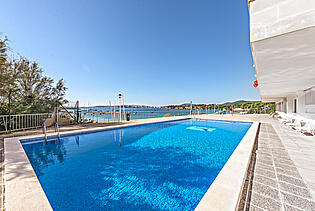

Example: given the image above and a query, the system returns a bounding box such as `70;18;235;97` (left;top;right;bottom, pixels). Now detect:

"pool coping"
196;120;259;211
4;115;259;210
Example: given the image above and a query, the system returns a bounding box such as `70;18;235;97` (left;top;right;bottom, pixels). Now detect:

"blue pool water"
22;119;251;210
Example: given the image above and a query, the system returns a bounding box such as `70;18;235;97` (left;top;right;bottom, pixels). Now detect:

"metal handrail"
56;122;60;140
43;122;48;142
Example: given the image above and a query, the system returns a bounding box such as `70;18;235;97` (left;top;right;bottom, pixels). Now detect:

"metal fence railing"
81;110;209;123
0;109;210;133
0;113;52;133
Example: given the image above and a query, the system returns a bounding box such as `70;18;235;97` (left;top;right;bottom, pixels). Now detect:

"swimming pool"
21;119;252;210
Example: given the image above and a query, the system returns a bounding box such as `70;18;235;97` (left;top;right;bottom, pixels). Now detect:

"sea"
78;107;211;122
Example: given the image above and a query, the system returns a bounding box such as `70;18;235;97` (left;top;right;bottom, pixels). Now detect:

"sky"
0;0;259;106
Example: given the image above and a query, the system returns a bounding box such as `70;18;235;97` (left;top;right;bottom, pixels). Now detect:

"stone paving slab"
249;123;315;211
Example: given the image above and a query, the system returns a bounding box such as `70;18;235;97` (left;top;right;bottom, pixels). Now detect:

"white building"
248;0;315;119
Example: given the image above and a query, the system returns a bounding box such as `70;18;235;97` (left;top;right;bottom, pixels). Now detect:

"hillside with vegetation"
163;100;275;114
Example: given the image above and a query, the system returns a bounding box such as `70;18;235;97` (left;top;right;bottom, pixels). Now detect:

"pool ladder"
55;122;61;141
43;122;48;142
191;110;196;119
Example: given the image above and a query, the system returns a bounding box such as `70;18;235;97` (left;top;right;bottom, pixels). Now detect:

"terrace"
1;0;314;210
1;114;314;210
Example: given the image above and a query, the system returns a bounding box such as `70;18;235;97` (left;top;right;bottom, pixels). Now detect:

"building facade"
248;0;315;119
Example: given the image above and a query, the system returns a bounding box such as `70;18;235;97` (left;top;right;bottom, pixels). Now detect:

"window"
305;87;315;105
293;99;297;113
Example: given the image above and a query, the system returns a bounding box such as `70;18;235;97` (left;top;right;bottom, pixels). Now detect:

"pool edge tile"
4;137;53;211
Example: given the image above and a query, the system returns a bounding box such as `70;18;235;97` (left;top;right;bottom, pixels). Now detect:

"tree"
0;35;70;133
0;55;68;114
0;35;8;67
0;60;20;115
15;58;53;99
0;35;10;102
53;78;68;107
0;50;20;129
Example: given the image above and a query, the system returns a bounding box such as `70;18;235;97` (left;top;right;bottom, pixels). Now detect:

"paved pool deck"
1;114;315;210
198;114;315;210
248;122;315;210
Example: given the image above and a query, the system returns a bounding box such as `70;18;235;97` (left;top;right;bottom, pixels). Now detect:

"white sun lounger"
286;118;301;127
279;118;292;124
278;113;294;124
294;121;315;135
